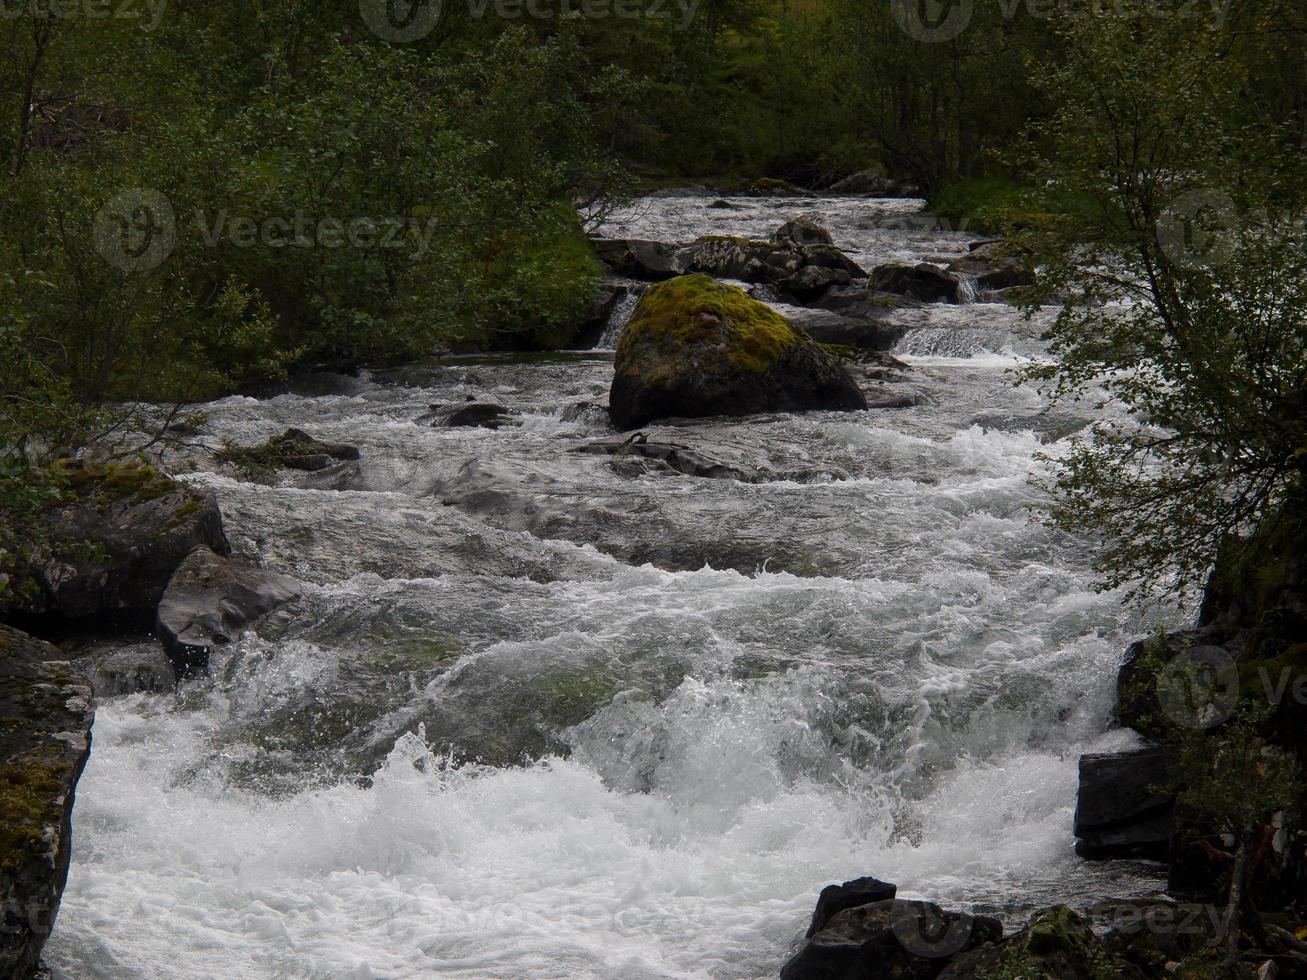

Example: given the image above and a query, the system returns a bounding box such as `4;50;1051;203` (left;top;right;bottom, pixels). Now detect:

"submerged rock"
608;275;865;429
577;433;767;482
0;460;228;623
0;625;93;979
424;403;519;430
156;546;301;679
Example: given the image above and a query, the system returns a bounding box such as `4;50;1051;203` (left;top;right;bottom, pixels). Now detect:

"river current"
45;194;1171;979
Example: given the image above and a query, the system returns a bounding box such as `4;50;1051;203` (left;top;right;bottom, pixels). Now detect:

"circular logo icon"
1156;645;1239;729
890;900;975;958
93;188;176;273
891;0;973;42
360;0;442;42
1156;189;1238;270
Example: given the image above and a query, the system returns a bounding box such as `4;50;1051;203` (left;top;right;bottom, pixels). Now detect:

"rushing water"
45;196;1171;979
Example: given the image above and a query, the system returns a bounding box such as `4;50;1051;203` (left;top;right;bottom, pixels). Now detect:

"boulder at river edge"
0;461;229;624
0;625;94;979
608;274;866;429
156;546;301;679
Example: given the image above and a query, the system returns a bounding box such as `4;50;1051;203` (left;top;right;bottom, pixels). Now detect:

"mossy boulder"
217;428;360;479
608;275;866;429
1;460;229;624
937;907;1122;979
0;625;93;979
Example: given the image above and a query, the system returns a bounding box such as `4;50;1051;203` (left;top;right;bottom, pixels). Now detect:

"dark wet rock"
156;546;301;679
805;877;898;937
608;275;865;430
591;238;687;280
1073;746;1174;859
771;218;835;248
707;198;743;209
433;403;519;430
0;625;93;980
1114;625;1244;734
0;461;229;623
785;305;909;352
828;172;920;197
682;236;865;301
946;251;1035;292
577;434;767;482
870;262;961;304
781;898;1002;980
938;906;1123;980
84;644;175;696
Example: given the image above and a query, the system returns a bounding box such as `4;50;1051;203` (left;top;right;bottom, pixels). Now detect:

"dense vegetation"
0;0;1304;623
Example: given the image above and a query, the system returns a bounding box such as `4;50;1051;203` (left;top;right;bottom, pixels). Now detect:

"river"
44;193;1171;979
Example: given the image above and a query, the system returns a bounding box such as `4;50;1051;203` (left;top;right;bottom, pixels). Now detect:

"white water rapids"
45;195;1172;979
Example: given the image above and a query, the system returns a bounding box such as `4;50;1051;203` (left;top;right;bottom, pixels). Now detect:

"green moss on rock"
618;274;806;379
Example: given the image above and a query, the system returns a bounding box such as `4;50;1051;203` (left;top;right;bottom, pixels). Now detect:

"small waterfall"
955;273;980;304
597;292;639;349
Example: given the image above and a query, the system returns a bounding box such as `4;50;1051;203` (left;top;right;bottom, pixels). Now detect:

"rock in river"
608;275;866;430
156;546;301;679
0;625;93;979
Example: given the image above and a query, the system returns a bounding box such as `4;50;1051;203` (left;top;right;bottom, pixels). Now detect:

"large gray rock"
870;263;961;304
771;218;835;248
0;626;93;979
608;275;865;430
781;899;1002;980
0;461;229;623
156;546;301;679
805;876;897;938
591;238;687;280
1073;745;1175;860
828;172;920;197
